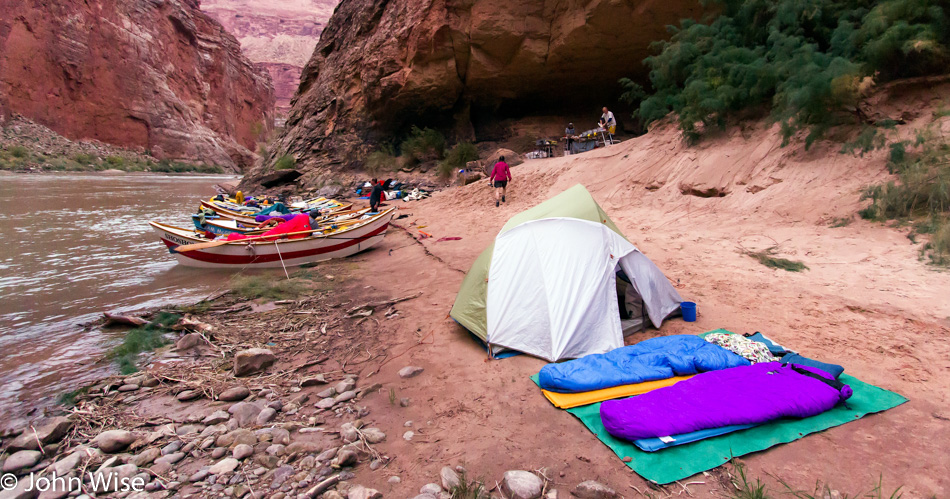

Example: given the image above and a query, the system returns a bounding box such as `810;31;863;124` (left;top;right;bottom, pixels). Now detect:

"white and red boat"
149;208;396;269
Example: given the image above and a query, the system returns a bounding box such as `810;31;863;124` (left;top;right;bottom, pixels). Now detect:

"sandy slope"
333;99;950;496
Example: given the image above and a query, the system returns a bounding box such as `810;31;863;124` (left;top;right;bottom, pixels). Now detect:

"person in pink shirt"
489;155;512;207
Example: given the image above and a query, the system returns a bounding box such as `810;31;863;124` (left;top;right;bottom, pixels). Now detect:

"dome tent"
450;184;683;362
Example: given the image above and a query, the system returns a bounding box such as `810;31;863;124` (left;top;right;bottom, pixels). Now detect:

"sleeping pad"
538;335;749;393
600;362;853;441
227;214;312;241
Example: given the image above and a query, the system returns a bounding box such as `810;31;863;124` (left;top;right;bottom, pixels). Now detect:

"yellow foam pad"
540;375;694;409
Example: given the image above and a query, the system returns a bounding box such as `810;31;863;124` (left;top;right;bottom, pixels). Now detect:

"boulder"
154;452;185;466
219;386;251;402
270;428;291;446
334;379;356;393
317;387;337;398
501;471;543;499
420;483;443;495
203;410;231;425
256;407;278;425
161;441;182;455
361;428;386;444
176;332;204;350
285;441;322;456
300;375;327;386
334;390;357;403
233;348;277;376
490;148;523;167
130;448;161;467
315;398;337;410
228;402;264;428
2;450;42;473
208;458;240;475
347;485;383;499
93;430;135;453
233;444;254;460
440;466;461;491
331;448;358;467
398;366;424;378
8;417;72;450
571;481;618;499
270;464;295;489
216;429;257;449
190;469;210;482
176;390;201;402
51;447;93;475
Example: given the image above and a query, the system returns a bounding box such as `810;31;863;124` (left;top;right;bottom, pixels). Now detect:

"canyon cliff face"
201;0;340;116
0;0;274;170
247;0;705;183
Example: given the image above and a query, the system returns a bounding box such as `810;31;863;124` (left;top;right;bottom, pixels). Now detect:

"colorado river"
0;173;240;424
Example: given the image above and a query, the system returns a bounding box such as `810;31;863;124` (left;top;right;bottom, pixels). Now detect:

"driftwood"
303;474;341;498
344;292;423;317
102;312;148;327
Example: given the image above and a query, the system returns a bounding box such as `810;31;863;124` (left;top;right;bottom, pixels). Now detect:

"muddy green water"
0;173;240;424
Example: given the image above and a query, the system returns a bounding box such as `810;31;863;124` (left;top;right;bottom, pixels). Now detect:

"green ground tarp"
529;331;908;484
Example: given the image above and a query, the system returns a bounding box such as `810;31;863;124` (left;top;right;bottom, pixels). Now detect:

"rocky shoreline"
0;264;620;499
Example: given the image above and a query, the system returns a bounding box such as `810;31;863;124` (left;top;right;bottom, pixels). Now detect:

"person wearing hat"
565;122;576;155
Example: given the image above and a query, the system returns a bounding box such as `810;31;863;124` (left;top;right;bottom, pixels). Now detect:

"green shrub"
400;126;446;164
274;154;296;170
366;145;397;176
626;0;950;145
230;275;307;301
105;155;126;168
860;124;950;264
107;312;179;374
439;142;479;178
744;248;808;272
8;145;28;158
72;153;96;165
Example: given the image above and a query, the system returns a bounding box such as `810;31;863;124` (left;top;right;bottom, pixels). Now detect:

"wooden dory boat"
193;208;374;236
149;208;396;268
199;199;353;225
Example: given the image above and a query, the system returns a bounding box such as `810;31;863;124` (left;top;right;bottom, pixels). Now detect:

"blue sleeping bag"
537;335;750;393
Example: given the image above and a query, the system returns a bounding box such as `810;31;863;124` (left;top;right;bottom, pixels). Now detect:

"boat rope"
274;240;290;280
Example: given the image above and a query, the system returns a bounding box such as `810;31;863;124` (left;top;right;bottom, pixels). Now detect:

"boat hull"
151;209;395;269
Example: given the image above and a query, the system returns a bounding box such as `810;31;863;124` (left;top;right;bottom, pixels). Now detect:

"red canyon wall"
0;0;275;169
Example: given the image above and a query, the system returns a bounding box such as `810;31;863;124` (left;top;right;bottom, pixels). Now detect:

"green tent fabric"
450;184;624;341
528;330;908;484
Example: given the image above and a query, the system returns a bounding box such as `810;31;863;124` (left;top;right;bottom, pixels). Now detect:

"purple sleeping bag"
600;362;853;441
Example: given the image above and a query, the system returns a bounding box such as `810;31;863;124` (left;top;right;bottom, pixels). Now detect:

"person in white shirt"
599;107;616;144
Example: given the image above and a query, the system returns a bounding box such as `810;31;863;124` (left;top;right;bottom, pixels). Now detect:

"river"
0;172;241;424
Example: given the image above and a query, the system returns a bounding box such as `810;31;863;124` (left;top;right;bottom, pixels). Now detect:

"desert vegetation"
621;0;949;145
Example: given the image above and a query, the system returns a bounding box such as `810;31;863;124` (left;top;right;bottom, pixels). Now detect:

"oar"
174;218;369;252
